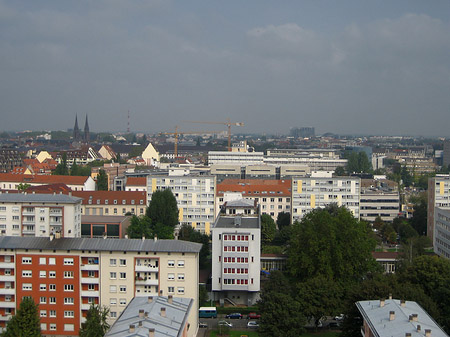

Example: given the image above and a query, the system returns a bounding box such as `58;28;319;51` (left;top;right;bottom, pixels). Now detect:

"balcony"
0;262;14;269
0;302;15;308
135;265;158;273
21;210;34;216
0;288;15;295
81;277;99;284
81;290;99;297
135;278;158;286
22;228;35;235
0;276;14;282
81;264;99;271
81;303;92;310
135;290;158;297
50;210;62;215
0;315;12;322
22;219;35;224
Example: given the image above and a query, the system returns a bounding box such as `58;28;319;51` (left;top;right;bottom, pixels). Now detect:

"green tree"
128;145;144;158
258;271;306;337
96;169;108;191
199;285;209;307
287;206;378;284
146;189;179;230
17;183;31;191
345;151;372;174
334;166;346;176
276;212;290;230
70;160;80;176
1;297;41;337
178;224;211;270
126;215;152;239
53;152;69;175
261;214;276;245
153;222;175;239
79;304;110;337
409;193;427;235
401;166;413;187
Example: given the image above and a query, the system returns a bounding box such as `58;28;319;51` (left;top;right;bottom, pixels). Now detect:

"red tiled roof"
217;179;292;197
371;251;400;259
26;183;72;193
126;177;146;186
0;173;90;185
72;191;147;205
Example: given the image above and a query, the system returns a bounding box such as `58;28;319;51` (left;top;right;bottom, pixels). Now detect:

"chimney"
125;234;129;239
389;311;395;321
138;321;143;327
160;307;166;317
400;299;406;307
159;290;163;296
149;328;155;337
425;329;431;337
409;315;413;322
103;232;107;239
380;298;385;307
139;309;145;318
417;325;421;332
49;233;54;241
389;293;392;300
168;295;173;304
129;325;135;333
142;236;145;241
145;312;149;318
412;314;418;322
147;296;153;303
154;235;158;242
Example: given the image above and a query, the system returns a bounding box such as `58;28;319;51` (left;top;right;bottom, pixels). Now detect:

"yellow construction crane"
183;119;244;151
160;126;218;158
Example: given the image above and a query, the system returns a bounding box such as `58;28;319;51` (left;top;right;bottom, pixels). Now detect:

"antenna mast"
127;110;130;133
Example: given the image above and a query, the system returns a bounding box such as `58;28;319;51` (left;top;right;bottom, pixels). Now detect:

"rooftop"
0;236;202;253
0;192;82;204
214;215;260;229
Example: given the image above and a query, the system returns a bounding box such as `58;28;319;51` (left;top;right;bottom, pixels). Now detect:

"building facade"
291;177;360;222
427;175;450;242
434;207;450;259
0;237;201;335
0;193;82;237
211;199;261;306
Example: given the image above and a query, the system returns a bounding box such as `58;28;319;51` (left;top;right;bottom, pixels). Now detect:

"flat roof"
213;215;260;229
0;236;202;254
0;192;82;204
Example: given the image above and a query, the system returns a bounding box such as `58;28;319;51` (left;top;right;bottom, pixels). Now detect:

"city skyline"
1;1;450;137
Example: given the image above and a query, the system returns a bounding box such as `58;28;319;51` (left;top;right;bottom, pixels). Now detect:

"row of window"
223;234;249;241
23;284;74;292
222;257;248;263
223;246;249;252
168;260;185;267
109;285;127;293
167;273;185;280
223;279;252;285
223;268;248;274
40;323;74;332
22;257;74;265
167;286;185;294
87;199;144;205
110;272;127;279
110;298;127;306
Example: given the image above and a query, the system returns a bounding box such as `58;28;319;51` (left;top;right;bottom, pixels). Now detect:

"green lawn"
210;330;259;337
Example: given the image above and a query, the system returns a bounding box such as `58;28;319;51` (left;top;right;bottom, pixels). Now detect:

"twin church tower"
73;114;90;143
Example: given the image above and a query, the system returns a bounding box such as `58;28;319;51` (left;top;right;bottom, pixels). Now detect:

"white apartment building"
433;208;450;259
0;236;201;335
208;151;264;166
291;177;361;222
211;199;261;306
147;172;216;234
360;179;400;222
0;193;82;237
428;175;450;242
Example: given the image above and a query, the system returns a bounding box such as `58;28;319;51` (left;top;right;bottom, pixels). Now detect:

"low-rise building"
0;173;96;191
211;199;261;306
0;192;82;237
81;215;131;238
357;298;447;337
0;236;201;335
360;179;400;222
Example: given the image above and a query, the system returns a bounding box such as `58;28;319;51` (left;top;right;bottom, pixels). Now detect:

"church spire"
84;114;90;143
73;114;80;141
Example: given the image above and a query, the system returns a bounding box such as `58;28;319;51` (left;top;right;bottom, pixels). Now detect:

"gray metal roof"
225;199;255;208
105;296;193;337
213;215;260;229
356;299;448;337
81;215;130;223
0;236;202;253
0;192;82;204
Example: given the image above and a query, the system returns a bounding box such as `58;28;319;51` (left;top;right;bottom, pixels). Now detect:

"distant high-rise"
73;114;81;141
290;127;315;138
84;114;90;143
443;140;450;168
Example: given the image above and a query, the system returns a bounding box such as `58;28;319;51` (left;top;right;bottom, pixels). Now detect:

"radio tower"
127;110;130;133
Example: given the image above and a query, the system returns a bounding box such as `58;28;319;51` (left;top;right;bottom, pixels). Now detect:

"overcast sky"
1;1;450;136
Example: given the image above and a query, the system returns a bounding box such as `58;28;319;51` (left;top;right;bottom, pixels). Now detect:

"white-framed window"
22;257;32;264
50;323;57;331
120;259;126;266
110;298;117;305
119;298;126;305
110;311;117;318
64;297;74;304
168;286;174;293
64;284;74;292
39;257;46;265
178;260;185;267
49;284;56;291
49;297;56;304
110;285;117;293
168;260;175;267
40;297;46;304
177;287;185;294
110;258;116;266
168;273;175;280
22;270;32;277
41;323;47;330
88;284;95;291
49;257;56;265
64;271;74;278
40;310;47;317
40;284;47;291
120;272;126;279
110;272;116;279
49;271;56;278
64;311;74;318
64;324;74;332
178;273;185;280
64;258;74;265
22;283;32;291
50;310;56;317
119;285;126;293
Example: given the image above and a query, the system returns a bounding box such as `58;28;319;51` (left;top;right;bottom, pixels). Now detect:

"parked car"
247;321;259;329
199;322;208;328
225;313;243;319
218;320;233;328
334;314;345;321
247;312;261;319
